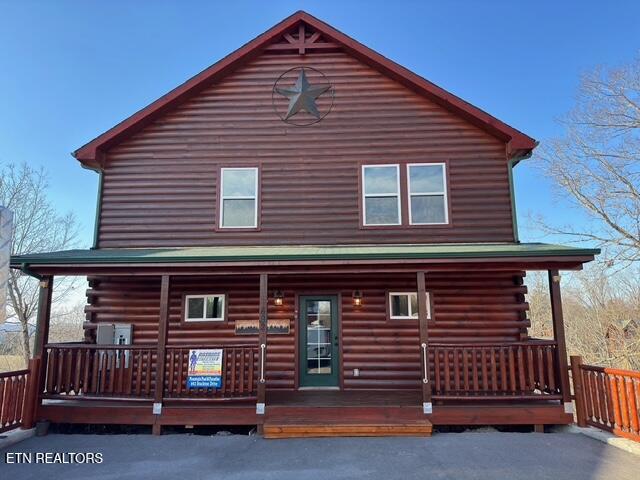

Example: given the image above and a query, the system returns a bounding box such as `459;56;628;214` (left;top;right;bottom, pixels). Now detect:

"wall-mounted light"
273;290;284;306
352;290;363;307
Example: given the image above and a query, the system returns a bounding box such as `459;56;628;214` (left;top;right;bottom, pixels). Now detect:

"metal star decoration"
275;68;331;119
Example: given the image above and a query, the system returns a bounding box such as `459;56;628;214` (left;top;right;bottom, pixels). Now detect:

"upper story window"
185;294;225;322
220;168;258;228
362;165;401;225
408;163;448;225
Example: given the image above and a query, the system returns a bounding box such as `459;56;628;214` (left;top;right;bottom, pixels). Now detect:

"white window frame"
219;167;259;229
184;294;226;322
407;163;449;225
389;292;431;320
362;164;401;226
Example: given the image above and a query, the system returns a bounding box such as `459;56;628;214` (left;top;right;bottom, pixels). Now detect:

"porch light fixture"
273;290;284;306
352;290;363;307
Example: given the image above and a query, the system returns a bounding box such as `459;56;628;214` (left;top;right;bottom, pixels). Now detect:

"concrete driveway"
2;432;639;480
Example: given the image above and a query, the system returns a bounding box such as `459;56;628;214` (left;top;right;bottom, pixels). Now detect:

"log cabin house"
11;11;599;437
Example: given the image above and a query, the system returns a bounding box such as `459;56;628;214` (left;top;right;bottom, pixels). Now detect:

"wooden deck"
264;390;432;438
36;389;572;436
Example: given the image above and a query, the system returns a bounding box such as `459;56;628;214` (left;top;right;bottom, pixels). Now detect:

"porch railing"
430;340;562;400
42;343;258;402
571;356;640;442
0;367;30;432
164;345;258;401
43;344;157;400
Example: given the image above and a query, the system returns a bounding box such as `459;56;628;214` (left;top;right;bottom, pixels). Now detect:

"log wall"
97;49;513;247
85;271;529;390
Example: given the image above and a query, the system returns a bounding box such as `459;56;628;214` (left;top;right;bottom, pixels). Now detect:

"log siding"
98;50;513;248
85;271;529;391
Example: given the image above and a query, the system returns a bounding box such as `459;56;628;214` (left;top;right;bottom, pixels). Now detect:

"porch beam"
152;274;170;435
548;270;572;410
257;273;268;416
417;271;432;413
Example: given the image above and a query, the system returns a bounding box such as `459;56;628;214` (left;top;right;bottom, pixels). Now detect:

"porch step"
263;417;432;439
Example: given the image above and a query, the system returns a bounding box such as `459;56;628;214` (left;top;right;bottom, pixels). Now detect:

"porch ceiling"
11;243;598;276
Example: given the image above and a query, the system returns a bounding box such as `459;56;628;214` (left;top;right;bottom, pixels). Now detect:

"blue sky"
1;0;638;247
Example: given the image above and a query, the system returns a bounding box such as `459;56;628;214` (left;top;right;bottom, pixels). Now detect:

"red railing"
42;343;259;402
164;345;259;401
43;344;158;400
431;341;562;400
571;356;640;442
0;358;39;433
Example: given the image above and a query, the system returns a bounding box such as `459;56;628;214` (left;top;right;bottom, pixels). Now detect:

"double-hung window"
362;165;401;225
389;292;430;320
220;167;258;228
185;294;225;322
407;163;448;224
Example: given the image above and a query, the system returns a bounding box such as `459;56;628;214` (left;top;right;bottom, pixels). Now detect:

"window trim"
361;164;402;226
388;291;431;320
407;163;449;225
219;167;259;229
184;294;226;322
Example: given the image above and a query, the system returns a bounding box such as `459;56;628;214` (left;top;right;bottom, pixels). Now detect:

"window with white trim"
220;167;258;228
389;292;430;320
407;163;448;224
362;164;401;225
185;294;225;322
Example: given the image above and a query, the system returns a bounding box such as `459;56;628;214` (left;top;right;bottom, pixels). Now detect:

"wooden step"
263;418;433;439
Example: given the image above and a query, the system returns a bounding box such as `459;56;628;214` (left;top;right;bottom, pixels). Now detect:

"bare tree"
0;163;79;366
534;56;640;265
527;266;640;370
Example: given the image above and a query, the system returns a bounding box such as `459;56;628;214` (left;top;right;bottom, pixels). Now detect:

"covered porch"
10;243;597;435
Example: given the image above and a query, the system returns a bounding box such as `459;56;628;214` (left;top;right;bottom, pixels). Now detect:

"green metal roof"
11;243;599;266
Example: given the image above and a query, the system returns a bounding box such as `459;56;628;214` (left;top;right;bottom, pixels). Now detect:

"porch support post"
548;270;572;412
33;276;53;357
256;273;268;416
32;276;53;426
152;274;170;435
417;271;432;414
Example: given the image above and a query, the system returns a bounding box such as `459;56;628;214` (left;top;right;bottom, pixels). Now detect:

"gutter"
19;263;42;280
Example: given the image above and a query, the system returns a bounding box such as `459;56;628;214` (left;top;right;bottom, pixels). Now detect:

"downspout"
78;161;104;250
91;169;104;250
508;148;536;244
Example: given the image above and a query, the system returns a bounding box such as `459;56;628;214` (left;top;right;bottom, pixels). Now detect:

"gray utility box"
95;323;133;369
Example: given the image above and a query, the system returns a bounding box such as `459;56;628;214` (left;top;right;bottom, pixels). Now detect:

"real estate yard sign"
0;207;12;324
187;349;223;389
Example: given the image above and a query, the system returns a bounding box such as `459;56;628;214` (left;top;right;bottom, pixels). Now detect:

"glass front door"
299;295;339;387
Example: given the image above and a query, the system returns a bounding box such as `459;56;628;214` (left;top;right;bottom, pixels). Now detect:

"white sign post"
0;207;13;324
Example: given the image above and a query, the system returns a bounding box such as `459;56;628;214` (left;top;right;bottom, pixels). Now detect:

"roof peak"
74;10;536;168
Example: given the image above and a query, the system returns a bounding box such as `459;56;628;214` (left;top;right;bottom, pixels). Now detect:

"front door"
299;295;339;388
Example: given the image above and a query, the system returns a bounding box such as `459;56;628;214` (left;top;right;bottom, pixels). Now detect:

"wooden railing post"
417;271;432;414
256;273;268;417
152;274;170;435
570;355;587;427
549;270;572;413
21;357;40;429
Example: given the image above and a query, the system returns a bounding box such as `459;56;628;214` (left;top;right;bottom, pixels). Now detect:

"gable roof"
73;10;537;169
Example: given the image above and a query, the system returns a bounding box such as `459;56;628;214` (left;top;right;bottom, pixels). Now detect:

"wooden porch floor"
37;389;572;437
267;389;421;407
